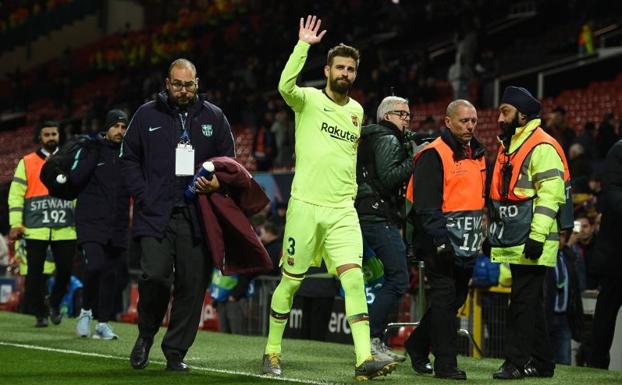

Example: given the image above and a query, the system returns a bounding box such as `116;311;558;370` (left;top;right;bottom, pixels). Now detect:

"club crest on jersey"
202;124;213;137
351;115;359;127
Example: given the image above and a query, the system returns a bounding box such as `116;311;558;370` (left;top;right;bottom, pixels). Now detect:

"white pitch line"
0;341;344;385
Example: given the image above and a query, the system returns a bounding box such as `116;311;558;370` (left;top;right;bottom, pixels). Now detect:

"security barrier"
468;285;511;358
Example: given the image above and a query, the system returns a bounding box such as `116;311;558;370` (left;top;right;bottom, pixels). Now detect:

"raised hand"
298;15;326;45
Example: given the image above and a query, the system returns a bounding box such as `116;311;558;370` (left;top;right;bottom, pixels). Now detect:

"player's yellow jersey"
278;41;364;208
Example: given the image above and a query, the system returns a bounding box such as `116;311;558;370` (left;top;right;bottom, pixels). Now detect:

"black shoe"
523;359;554;378
130;336;153;369
166;360;190;372
35;317;48;328
493;361;524;380
404;337;432;374
434;365;466;380
411;357;433;374
49;306;62;325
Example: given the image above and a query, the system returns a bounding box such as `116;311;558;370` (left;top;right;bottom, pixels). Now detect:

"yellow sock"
340;268;371;366
264;273;302;354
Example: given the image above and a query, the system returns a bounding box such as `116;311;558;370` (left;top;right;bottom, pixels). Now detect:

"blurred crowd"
3;0;513;170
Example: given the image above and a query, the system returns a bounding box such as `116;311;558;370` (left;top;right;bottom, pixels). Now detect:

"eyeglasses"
169;80;197;91
387;110;411;119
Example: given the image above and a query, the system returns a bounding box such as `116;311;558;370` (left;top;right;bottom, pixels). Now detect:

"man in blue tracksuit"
72;109;131;340
121;58;235;371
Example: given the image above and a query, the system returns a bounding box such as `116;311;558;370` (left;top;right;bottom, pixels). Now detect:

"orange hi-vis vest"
23;152;75;228
24;152;48;199
488;127;572;247
407;137;486;257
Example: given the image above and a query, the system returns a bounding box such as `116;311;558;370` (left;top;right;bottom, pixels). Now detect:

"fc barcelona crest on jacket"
351;115;359;127
202;124;213;137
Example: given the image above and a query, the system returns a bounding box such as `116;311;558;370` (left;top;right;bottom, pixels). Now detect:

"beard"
169;92;196;109
329;77;352;94
499;114;521;137
42;141;58;153
109;134;123;144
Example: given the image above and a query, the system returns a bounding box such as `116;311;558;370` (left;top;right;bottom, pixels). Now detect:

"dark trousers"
548;313;572;365
23;239;76;318
504;264;554;369
589;277;622;369
80;242;125;323
405;251;471;369
137;208;210;361
300;296;335;341
216;299;248;334
361;222;409;338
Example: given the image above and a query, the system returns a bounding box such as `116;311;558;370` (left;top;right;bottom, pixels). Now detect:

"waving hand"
299;15;326;45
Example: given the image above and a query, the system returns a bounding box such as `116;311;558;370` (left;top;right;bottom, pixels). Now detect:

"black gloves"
435;242;455;261
524;238;544;260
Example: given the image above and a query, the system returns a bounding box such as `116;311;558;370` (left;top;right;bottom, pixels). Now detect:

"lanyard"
179;112;190;143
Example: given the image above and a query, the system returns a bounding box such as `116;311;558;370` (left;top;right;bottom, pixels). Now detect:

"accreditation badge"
175;143;195;176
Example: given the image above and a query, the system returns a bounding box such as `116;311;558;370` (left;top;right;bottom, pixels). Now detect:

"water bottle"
184;161;215;201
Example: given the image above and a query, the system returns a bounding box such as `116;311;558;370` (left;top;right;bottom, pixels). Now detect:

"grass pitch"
0;310;620;384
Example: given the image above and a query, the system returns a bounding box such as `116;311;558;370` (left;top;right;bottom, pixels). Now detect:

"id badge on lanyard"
175;112;195;176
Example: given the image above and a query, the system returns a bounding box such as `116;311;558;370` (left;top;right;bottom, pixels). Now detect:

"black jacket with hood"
120;91;235;239
72;133;130;248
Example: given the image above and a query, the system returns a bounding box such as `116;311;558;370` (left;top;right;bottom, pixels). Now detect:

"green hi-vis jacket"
488;119;568;267
8;151;76;241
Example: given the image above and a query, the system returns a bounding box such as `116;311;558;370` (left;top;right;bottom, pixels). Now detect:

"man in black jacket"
404;99;486;380
121;58;235;371
589;139;622;369
355;96;413;362
72;109;130;340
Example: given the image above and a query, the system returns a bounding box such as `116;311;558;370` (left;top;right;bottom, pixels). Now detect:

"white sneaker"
93;322;119;340
76;309;93;338
371;337;406;363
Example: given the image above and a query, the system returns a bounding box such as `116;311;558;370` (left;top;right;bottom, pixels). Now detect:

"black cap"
500;86;541;118
104;109;128;130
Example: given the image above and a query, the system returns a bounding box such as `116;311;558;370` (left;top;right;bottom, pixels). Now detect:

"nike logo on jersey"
97;162;105;167
323;107;334;112
148;126;161;132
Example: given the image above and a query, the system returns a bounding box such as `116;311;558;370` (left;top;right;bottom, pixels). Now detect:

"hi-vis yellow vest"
8;151;76;241
488;125;571;266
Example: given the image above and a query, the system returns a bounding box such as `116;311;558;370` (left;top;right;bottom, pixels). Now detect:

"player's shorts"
280;197;363;277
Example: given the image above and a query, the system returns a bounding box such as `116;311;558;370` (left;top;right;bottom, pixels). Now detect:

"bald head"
168;58;197;78
444;99;477;144
446;99;475;118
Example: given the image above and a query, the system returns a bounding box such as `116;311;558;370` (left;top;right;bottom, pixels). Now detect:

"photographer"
356;96;414;362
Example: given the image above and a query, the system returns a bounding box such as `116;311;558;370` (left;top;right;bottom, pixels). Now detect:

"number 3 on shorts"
287;237;296;255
